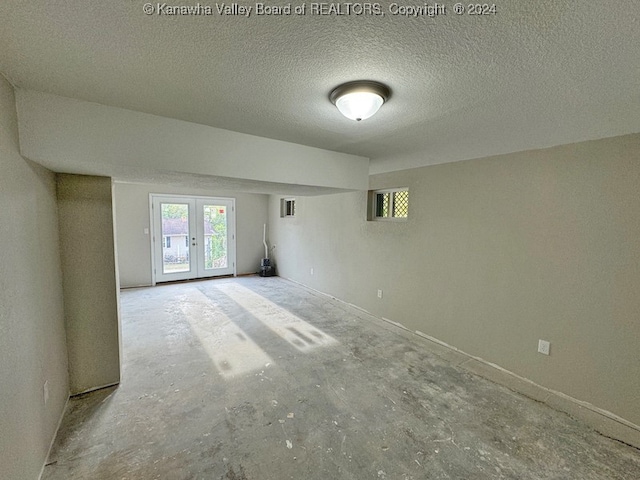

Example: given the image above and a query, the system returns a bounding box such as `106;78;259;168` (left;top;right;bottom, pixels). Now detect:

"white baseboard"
278;275;640;449
38;395;69;480
71;381;120;397
410;329;640;449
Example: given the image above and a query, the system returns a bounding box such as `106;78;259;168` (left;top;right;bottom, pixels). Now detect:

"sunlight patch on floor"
178;288;273;378
216;283;338;352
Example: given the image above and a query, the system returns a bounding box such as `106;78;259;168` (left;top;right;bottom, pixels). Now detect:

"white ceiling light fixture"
329;80;391;121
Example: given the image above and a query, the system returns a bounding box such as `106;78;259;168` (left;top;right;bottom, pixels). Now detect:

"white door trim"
150;194;237;285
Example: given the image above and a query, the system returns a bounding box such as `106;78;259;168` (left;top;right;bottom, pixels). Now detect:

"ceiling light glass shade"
330;81;390;121
335;92;384;121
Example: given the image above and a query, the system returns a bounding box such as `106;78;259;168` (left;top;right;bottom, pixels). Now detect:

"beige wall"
57;174;120;394
269;133;640;427
0;76;69;479
114;182;269;287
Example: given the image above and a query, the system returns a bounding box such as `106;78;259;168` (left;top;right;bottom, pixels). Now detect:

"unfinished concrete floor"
43;276;640;479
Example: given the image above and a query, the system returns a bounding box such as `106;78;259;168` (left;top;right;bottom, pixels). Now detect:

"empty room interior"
1;1;640;478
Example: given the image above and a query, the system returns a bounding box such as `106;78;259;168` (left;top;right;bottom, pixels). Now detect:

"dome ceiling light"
329;80;391;121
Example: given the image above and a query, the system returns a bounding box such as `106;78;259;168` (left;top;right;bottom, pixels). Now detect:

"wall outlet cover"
538;339;550;355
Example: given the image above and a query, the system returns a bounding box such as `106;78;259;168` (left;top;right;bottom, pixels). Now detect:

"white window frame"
280;198;296;218
369;187;409;221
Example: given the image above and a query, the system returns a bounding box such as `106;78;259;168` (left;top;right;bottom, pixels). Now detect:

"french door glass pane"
203;205;228;270
161;203;190;274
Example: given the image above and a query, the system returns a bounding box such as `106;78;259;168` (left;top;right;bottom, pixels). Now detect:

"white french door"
151;195;236;283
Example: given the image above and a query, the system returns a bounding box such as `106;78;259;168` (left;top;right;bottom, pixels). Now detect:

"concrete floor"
43;276;640;479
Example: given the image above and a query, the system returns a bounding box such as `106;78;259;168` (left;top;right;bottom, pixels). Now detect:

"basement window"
369;188;409;220
280;198;296;217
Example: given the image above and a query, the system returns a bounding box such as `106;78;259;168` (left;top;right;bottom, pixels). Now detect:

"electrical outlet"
310;267;314;275
538;339;550;355
377;289;383;299
43;380;49;405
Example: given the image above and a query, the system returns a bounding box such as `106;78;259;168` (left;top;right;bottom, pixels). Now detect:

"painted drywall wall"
269;133;640;427
57;174;120;394
15;89;369;191
0;75;69;480
114;182;269;287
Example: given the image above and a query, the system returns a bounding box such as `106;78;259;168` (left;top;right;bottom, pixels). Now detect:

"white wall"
16;89;369;191
114;182;269;287
0;76;69;479
57;174;120;395
269;133;640;428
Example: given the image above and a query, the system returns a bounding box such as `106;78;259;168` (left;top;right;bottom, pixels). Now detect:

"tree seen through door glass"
161;203;190;273
203;205;228;269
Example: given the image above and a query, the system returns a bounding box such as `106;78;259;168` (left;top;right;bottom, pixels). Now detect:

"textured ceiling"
1;0;639;175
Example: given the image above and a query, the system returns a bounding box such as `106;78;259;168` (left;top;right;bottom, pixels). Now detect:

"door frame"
149;193;237;285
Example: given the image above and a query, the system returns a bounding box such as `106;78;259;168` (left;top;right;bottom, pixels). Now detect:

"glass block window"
370;188;409;220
